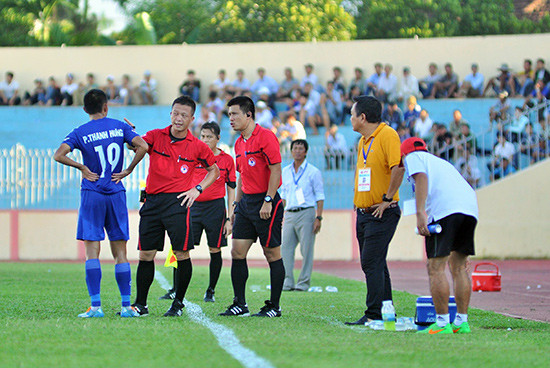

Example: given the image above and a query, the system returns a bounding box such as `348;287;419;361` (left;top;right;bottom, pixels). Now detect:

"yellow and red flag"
164;246;178;268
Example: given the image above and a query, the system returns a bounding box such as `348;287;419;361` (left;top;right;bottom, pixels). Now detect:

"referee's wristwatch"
316;216;323;221
382;194;393;202
264;195;273;203
195;184;203;194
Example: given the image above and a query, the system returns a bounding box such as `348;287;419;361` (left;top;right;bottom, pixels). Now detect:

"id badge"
295;187;306;205
357;168;371;192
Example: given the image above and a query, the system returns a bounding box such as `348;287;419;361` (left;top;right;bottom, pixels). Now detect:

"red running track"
312;259;550;323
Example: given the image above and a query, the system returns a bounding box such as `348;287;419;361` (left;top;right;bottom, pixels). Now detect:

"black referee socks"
269;259;285;308
175;258;193;302
231;258;249;305
209;252;223;291
135;260;155;306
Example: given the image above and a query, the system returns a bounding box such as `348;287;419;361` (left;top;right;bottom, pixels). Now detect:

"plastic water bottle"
325;286;338;292
308;286;323;292
367;320;385;330
414;224;442;235
395;317;406;331
382;300;396;331
250;285;262;292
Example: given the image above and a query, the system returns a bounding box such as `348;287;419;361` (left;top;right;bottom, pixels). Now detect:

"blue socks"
115;262;132;307
86;260;133;308
85;259;102;307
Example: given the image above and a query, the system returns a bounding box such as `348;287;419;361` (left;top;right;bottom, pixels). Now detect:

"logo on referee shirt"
180;164;189;174
248;157;256;167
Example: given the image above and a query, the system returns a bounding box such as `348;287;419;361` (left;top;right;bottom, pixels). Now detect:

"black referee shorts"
192;198;228;248
138;193;194;252
232;192;284;248
425;213;477;259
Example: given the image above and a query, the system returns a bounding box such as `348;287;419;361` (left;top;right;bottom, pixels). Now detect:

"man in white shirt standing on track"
401;137;478;335
280;139;325;291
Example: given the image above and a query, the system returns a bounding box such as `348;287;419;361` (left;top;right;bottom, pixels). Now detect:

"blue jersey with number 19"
63;117;139;194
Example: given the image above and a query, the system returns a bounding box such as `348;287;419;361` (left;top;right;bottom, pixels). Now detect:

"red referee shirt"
234;124;282;194
142;126;216;194
193;149;236;202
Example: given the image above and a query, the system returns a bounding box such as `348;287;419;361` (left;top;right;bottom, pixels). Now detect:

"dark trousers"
356;206;400;320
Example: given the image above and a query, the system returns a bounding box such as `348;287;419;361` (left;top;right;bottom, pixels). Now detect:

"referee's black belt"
286;206;314;213
357;203;397;214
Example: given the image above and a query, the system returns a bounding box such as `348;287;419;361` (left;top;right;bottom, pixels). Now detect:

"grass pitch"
1;262;549;368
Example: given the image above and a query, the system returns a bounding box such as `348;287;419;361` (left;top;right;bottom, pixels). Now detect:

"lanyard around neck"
292;162;308;185
362;139;374;165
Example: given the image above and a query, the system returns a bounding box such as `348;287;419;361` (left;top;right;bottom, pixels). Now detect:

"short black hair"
84;89;107;115
201;121;221;137
172;95;196;114
227;96;255;120
291;139;309;152
353;95;381;123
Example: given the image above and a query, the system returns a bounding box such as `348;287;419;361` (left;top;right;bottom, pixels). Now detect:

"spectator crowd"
3;58;550;186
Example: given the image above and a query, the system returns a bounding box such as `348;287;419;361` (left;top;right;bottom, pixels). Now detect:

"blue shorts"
77;190;130;241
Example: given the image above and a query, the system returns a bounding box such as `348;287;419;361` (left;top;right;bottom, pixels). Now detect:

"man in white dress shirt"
280;139;325;291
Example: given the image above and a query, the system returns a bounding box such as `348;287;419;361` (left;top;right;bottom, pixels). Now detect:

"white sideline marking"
154;270;275;368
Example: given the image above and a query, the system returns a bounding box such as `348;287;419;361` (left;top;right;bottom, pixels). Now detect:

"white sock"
454;313;468;326
90;306;100;312
436;314;450;327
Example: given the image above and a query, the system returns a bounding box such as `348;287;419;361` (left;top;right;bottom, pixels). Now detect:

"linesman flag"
164;246;178;268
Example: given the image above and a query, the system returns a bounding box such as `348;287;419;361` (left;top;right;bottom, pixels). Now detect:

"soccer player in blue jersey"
54;89;148;318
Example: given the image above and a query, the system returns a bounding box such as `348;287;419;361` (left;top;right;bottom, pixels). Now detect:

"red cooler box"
472;262;501;292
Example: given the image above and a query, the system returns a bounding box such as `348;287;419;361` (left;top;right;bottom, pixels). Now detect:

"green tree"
355;0;550;39
456;0;519;36
121;0;220;44
0;0;106;46
111;12;157;45
204;0;356;42
0;8;39;46
355;0;462;39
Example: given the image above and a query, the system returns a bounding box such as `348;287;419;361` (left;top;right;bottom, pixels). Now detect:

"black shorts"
425;213;477;259
138;193;194;252
232;192;284;248
192;198;227;248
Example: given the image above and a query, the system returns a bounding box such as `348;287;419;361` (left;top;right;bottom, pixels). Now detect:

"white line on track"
154;270;275;368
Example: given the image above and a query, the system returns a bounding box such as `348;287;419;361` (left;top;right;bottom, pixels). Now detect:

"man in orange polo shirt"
345;95;405;325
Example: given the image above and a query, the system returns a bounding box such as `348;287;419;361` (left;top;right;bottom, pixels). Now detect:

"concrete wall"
2;155;549;261
0;208;356;262
2;34;550;104
474;159;550;258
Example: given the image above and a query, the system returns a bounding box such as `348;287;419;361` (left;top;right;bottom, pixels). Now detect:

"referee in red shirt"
160;122;236;303
219;96;285;318
133;96;219;317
